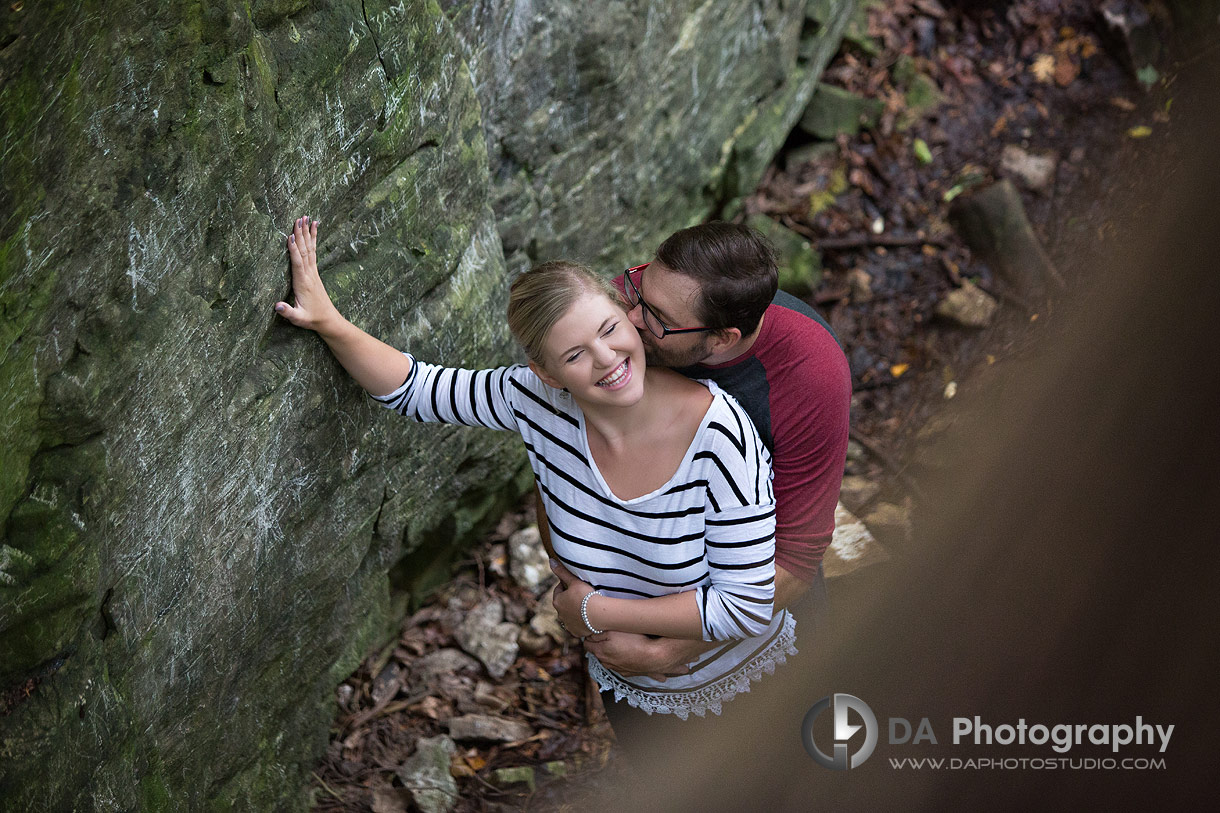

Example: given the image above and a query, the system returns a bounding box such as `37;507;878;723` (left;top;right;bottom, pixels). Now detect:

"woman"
274;216;795;721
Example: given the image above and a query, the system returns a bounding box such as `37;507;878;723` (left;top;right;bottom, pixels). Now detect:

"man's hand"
583;630;717;681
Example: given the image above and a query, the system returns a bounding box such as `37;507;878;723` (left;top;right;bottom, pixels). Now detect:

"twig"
783;220;946;251
819;233;943;250
311;772;344;802
339;690;433;737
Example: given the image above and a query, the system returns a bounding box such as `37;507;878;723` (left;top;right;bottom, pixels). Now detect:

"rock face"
0;0;853;808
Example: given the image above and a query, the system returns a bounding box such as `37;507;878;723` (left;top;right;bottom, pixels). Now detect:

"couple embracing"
275;217;850;799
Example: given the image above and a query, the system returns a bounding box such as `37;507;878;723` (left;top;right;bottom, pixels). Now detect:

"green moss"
0;600;91;685
246;33;277;104
139;772;173;812
748;214;823;298
807;163;848;217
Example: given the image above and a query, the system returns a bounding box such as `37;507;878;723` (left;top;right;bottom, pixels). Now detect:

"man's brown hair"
653;222;779;336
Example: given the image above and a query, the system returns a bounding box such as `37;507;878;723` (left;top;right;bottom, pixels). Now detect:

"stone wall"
0;0;853;807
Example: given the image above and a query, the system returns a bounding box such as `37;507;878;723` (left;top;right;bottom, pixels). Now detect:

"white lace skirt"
587;611;798;720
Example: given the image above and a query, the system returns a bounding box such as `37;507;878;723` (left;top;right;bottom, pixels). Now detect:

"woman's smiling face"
531;291;647;407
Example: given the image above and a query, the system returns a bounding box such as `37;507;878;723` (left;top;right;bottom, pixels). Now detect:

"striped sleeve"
368;354;521;432
695;396;777;641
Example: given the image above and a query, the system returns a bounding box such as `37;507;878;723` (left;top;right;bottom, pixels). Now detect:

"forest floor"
307;2;1201;810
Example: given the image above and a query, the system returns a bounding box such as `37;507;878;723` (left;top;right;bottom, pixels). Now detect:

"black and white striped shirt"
372;356;777;642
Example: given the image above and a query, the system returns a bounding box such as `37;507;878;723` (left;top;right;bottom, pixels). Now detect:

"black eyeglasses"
622;263;716;340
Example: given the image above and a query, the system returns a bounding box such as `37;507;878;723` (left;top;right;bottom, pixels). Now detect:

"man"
546;221;851;679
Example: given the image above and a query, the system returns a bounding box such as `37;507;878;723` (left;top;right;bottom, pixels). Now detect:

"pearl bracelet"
580;589;605;635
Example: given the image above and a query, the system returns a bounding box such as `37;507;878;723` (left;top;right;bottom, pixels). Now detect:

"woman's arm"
274;216;411;397
551;561;705;640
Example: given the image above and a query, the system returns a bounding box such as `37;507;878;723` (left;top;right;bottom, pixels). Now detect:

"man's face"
625;262;717;368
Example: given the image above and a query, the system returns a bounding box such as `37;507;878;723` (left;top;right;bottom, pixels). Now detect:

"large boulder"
0;0;855;808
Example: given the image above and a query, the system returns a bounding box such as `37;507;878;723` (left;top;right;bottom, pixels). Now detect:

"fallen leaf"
1110;96;1137;112
415;695;447;720
847;167;875;198
890;363;910;377
1053;55;1079;86
1030;53;1055;83
1127;125;1153;138
913;138;933;165
449;761;476;778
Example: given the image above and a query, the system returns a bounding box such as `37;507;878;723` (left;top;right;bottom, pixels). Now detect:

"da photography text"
802;694;1174;771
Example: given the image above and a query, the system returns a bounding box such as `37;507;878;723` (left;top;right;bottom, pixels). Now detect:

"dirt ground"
308;1;1201;810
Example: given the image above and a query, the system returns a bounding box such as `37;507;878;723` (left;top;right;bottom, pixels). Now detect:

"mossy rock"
747;215;823;298
0;0;856;808
798;83;885;140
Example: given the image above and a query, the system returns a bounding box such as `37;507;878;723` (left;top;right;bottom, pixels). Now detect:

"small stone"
1000;144;1058;193
371;662;406;706
528;596;567;643
508;525;552;594
798;83;885;140
846;268;873;302
824;503;890;578
516;628;552;655
492;765;536;791
784;141;838;170
396;735;458;813
837;476;879;510
861;501;912;546
453;600;520;680
447;713;533;743
935;281;998;328
370;787;411;813
336;683;354;710
409;648;481;689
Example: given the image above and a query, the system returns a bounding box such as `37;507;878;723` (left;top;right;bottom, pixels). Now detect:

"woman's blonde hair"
507;261;621;363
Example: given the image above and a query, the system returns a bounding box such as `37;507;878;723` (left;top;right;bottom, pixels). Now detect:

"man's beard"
642;333;715;369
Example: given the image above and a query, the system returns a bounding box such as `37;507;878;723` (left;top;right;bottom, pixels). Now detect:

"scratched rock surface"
442;0;855;273
0;0;852;809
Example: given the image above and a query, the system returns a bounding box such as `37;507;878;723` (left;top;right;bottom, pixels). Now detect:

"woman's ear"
528;359;564;390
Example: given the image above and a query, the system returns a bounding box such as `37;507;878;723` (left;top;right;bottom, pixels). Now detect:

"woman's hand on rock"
275;216;343;334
